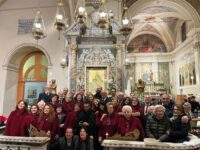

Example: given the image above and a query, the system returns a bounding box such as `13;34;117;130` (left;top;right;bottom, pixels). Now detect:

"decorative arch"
3;43;52;68
127;0;200;27
17;51;48;101
1;43;52;115
127;0;200;51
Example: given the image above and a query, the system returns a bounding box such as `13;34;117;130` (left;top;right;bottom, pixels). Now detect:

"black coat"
77;109;96;136
75;137;94;150
38;92;52;103
58;136;78;150
169;115;189;142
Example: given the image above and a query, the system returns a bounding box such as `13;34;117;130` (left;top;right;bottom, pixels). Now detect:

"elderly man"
117;92;125;106
141;95;153;116
100;90;111;105
145;105;171;142
161;94;174;118
38;86;52;103
118;105;145;141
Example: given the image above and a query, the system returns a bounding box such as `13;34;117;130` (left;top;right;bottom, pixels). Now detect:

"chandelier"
32;0;68;41
54;0;69;40
120;3;132;36
77;0;132;35
32;10;46;41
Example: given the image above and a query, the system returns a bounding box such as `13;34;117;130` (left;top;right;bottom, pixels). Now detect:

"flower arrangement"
0;115;7;126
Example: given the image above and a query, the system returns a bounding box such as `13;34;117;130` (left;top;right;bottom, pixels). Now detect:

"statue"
135;79;145;102
50;79;57;94
136;79;145;95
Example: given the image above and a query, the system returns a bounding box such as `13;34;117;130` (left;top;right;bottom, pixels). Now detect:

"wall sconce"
60;58;67;68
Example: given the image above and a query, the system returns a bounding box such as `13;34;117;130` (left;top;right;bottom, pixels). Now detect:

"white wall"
0;0;69;116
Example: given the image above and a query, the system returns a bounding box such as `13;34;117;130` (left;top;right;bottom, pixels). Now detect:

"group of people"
4;85;198;150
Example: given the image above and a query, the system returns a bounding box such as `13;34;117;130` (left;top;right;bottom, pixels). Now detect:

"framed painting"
85;66;108;94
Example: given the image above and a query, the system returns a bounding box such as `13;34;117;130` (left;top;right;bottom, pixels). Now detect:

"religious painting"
140;63;153;81
127;34;166;53
158;62;170;91
24;82;47;105
86;66;108;94
77;47;117;91
179;56;196;87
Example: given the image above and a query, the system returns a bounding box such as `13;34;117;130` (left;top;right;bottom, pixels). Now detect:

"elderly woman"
145;105;171;142
118;105;145;141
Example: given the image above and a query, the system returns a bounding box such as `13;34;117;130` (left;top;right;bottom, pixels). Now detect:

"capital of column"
69;44;77;50
116;43;125;50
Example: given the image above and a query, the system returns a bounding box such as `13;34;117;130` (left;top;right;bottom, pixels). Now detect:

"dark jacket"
163;101;174;118
38;92;52;103
169;115;189;142
145;114;171;140
58;136;78;150
77;109;96;136
75;137;94;150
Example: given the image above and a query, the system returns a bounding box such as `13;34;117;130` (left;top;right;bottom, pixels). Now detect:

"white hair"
37;100;45;106
122;105;132;113
183;102;191;108
153;105;166;115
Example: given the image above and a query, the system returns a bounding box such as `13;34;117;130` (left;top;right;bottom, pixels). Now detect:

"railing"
102;134;200;150
0;135;50;150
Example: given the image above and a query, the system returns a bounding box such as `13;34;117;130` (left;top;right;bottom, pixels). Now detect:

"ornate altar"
65;22;125;92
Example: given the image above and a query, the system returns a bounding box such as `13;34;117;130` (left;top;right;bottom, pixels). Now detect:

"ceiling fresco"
127;34;167;53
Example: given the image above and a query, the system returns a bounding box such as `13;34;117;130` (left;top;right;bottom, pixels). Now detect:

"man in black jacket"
77;102;96;136
38;86;52;103
58;128;78;150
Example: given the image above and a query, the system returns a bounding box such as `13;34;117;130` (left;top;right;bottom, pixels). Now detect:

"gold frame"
85;65;109;93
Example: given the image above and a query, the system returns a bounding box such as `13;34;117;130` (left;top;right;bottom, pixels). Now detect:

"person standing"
5;100;28;136
38;86;52;103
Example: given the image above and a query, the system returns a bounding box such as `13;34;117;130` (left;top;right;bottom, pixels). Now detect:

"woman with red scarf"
5;100;28;136
37;104;59;140
64;103;80;131
22;104;39;136
98;103;119;141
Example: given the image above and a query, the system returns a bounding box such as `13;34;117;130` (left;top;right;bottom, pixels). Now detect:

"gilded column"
116;43;125;91
69;43;77;91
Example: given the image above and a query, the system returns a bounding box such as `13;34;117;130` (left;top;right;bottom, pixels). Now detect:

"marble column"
116;43;125;91
69;43;77;91
193;32;200;84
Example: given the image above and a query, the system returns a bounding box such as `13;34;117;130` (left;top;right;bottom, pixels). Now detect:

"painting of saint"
88;69;105;94
179;60;196;87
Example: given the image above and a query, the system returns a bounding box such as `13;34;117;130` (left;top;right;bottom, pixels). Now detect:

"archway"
127;0;200;49
1;43;52;115
17;51;48;105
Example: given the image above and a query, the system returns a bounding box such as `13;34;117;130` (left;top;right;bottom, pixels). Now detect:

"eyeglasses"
162;98;169;100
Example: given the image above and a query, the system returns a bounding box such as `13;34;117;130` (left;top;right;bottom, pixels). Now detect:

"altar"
102;134;200;150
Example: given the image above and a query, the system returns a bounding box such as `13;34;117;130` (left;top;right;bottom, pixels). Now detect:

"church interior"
0;0;200;149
